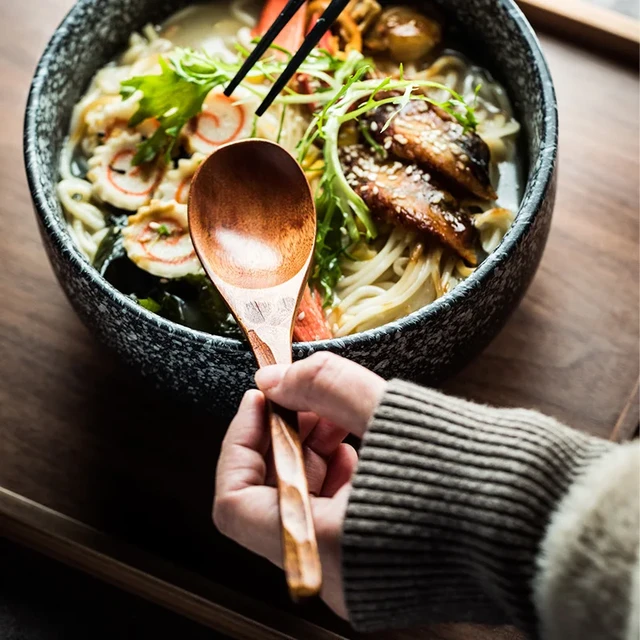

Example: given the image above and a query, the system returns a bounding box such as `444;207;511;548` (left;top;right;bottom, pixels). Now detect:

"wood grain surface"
517;0;640;63
0;0;638;639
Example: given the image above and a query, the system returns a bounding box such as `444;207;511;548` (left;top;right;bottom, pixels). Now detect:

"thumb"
255;352;386;437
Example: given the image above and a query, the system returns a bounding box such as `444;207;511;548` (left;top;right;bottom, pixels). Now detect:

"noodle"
331;71;520;331
57;2;521;338
326;50;521;335
230;0;259;27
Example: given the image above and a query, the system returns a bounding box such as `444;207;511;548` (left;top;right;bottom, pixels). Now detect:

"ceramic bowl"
24;0;557;415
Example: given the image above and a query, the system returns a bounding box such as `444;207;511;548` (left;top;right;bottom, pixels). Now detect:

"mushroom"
365;7;442;62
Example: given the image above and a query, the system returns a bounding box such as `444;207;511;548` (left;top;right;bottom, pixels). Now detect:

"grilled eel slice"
363;99;497;201
340;144;478;265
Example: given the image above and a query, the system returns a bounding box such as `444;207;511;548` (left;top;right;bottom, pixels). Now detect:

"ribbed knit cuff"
342;380;614;635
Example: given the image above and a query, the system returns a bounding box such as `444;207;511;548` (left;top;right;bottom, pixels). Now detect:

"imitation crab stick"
293;285;333;341
252;0;308;53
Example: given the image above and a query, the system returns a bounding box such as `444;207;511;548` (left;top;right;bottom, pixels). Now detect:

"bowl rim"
24;0;558;353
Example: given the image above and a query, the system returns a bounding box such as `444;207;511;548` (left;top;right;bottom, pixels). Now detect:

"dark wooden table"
0;0;638;638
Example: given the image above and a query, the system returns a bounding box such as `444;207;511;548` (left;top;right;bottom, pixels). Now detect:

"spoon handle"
243;325;322;598
266;398;323;599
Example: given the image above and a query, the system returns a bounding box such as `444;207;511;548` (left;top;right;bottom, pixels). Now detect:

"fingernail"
241;388;263;405
255;364;287;390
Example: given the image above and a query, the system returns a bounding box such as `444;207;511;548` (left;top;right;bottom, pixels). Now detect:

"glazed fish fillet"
364;99;497;201
341;144;478;264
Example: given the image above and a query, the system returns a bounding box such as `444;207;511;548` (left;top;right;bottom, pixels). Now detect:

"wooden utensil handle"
245;328;322;597
267;399;322;600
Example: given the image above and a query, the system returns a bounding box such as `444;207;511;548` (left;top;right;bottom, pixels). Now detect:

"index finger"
255;352;386;437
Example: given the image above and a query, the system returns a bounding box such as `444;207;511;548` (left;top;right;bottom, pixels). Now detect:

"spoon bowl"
189;140;316;289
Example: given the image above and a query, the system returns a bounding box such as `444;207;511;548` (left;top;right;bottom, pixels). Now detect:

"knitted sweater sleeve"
342;380;639;640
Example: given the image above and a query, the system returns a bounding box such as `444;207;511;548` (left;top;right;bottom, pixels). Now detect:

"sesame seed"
370;121;378;132
297;312;306;321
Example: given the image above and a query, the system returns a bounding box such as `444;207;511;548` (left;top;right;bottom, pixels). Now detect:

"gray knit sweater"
342;380;639;640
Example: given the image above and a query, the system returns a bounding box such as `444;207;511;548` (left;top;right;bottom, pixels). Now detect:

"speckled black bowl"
24;0;557;415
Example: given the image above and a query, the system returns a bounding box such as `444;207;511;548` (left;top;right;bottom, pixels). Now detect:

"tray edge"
0;487;348;640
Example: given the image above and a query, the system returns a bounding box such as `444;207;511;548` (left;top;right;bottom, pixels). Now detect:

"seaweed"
94;226;241;337
93;227;125;276
128;274;241;338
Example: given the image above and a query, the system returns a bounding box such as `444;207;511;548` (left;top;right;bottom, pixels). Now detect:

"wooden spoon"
188;139;322;600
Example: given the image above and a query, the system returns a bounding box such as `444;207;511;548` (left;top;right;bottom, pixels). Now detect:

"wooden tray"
518;0;639;63
1;1;638;638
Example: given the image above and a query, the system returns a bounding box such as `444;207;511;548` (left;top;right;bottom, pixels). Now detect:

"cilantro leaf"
121;58;217;165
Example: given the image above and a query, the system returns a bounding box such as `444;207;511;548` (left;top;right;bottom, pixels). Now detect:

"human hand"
213;352;386;617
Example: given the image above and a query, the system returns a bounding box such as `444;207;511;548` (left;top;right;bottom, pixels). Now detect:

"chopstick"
225;0;351;116
256;0;350;115
224;0;307;98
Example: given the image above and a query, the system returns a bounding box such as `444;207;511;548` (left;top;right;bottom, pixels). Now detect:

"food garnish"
122;46;476;166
